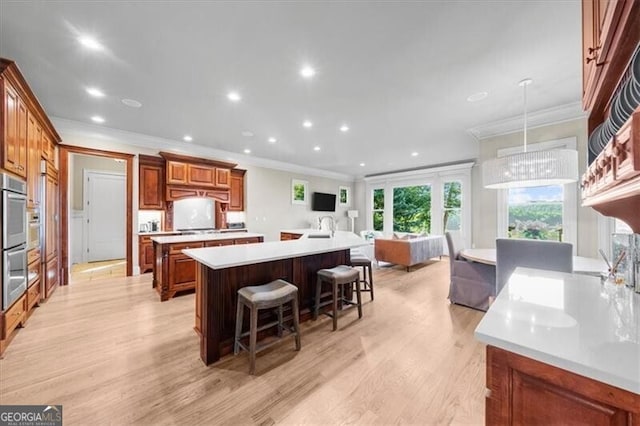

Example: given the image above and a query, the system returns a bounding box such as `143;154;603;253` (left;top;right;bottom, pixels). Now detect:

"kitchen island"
475;267;639;424
183;232;367;365
151;232;264;301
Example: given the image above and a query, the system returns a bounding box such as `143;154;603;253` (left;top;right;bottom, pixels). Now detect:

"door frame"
83;169;126;263
59;145;134;285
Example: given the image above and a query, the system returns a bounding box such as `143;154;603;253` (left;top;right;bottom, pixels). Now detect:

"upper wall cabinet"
580;1;640;232
139;154;165;210
2;78;27;178
229;169;245;211
160;152;236;191
1;58;60;187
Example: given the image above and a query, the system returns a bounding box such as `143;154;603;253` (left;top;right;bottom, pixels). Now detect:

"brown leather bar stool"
234;279;301;374
350;253;374;301
313;265;362;331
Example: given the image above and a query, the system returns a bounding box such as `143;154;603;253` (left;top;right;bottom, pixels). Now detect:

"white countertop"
183;231;367;269
151;232;264;244
475;267;640;394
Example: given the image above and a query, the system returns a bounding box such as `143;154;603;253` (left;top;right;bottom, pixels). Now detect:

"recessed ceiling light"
86;87;105;98
340;124;349;132
183;135;193;142
268;137;277;143
313;146;321;151
303;120;313;128
227;91;241;102
78;35;104;51
466;91;489;102
359;162;365;167
411;152;419;157
241;131;254;137
300;65;316;78
121;98;142;108
243;149;251;154
91;115;105;123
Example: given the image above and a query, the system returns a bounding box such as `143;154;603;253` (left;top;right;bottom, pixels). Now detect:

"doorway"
59;145;134;286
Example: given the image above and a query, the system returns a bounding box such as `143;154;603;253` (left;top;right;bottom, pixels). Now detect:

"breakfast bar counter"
475;267;639;423
183;232;367;364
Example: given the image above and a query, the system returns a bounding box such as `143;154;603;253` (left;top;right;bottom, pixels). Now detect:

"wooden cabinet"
486;345;640;425
2;79;27;177
139;155;165;209
1;294;25;340
26;112;41;208
581;0;626;111
139;236;155;274
44;163;59;299
580;0;640;232
166;160;231;189
229;169;245;211
26;279;40;313
280;232;304;241
153;236;263;301
166;160;188;185
215;167;230;188
41;132;55;165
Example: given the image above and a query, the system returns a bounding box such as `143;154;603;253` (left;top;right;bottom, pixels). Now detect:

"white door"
85;171;125;262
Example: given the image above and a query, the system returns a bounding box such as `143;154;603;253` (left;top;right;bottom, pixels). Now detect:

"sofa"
374;235;443;270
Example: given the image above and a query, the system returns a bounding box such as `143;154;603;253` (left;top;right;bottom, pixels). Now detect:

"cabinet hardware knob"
588;46;600;54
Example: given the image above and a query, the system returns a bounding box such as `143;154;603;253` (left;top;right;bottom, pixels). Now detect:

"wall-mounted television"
311;192;336;212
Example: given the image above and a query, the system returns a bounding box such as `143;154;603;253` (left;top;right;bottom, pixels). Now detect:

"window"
507;185;563;241
392;185;431;233
372;188;384;231
443;181;461;232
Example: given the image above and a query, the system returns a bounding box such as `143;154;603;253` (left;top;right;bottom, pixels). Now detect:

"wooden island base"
196;249;349;365
486;346;640;425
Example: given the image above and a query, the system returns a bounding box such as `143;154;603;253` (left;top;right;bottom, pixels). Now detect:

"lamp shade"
482;149;579;189
347;210;359;218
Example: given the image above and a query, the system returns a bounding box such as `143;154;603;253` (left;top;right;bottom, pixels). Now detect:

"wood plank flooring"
0;259;487;425
70;259;126;282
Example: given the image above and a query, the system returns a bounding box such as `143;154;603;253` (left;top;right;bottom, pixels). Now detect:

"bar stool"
313;265;362;331
234;279;301;374
350;253;374;301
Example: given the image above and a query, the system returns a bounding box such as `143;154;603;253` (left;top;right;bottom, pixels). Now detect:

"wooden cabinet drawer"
205;239;234;247
28;258;40;286
27;281;40;311
234;237;262;245
169;241;203;255
3;294;26;339
27;248;40;265
280;232;302;241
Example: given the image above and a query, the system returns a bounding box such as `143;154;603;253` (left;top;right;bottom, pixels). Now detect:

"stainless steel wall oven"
2;173;28;310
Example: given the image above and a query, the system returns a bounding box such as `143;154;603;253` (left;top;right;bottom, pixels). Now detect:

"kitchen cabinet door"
187;164;216;187
26;112;41;208
229;170;244;211
45;164;58;261
214;167;230;188
166;161;188;185
168;254;198;291
2;80;27;177
139;156;164;209
139;237;155;273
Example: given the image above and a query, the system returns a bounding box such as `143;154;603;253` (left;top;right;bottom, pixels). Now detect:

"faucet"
318;215;336;235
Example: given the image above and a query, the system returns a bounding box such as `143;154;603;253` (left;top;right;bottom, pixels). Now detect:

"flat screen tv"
312;192;336;212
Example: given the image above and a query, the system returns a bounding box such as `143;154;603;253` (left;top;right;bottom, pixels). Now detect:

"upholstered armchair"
495;238;573;293
446;232;496;311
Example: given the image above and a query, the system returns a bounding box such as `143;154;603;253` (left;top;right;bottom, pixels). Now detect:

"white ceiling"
0;1;582;177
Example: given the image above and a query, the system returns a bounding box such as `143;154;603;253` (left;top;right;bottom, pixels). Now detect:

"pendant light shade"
482;149;579;188
482;78;579;189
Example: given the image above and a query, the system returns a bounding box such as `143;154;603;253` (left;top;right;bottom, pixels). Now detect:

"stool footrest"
236;329;299;355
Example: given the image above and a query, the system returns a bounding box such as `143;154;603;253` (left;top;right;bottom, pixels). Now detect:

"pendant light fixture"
482;78;578;189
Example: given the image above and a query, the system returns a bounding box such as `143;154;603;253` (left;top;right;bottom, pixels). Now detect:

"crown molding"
51;117;355;182
467;102;586;140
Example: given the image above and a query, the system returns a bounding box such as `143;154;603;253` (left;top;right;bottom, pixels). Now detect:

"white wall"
471;118;599;257
239;164;354;242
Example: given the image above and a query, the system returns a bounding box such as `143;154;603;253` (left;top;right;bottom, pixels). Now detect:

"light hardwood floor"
0;259;487;425
70;259;126;282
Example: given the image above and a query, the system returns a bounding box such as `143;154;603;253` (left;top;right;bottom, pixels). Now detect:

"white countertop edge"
151;232;264;244
474;331;640;395
183;237;367;269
